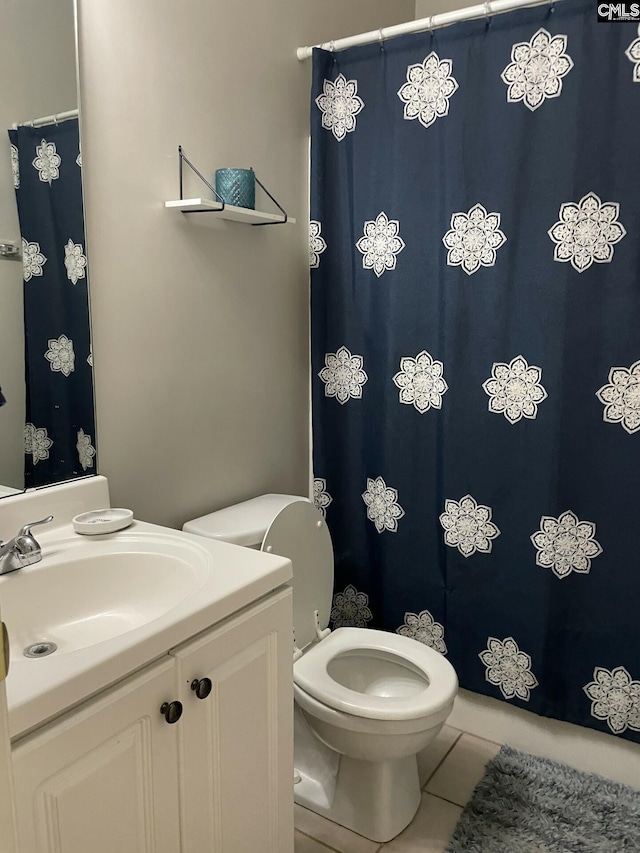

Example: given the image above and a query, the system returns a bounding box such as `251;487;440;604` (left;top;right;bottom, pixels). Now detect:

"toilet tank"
182;494;307;548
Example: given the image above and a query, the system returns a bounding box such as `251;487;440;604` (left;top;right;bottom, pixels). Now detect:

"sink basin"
1;533;209;658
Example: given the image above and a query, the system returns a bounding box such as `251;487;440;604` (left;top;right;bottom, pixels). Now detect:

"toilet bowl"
183;495;458;843
294;627;456;760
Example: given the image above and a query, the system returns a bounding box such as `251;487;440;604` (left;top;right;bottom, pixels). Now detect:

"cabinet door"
11;658;181;853
173;588;293;853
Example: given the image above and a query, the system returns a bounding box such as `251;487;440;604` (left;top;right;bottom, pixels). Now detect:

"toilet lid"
294;627;458;720
262;500;334;651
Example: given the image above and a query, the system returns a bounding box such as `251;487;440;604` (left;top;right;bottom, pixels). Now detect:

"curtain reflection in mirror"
8;119;96;487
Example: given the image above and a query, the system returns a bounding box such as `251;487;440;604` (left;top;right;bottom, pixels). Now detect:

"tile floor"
294;727;501;853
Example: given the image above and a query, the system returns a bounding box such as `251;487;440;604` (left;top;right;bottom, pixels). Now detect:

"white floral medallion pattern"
315;74;364;142
362;476;405;533
548;192;626;273
440;494;500;557
76;428;96;471
22;238;47;282
625;25;640;82
24;423;53;464
44;334;75;377
397;610;447;654
32;139;61;184
393;350;448;413
596;360;640;434
356;212;405;278
583;666;640;735
397;52;459;129
501;28;574;111
443;204;507;275
330;584;372;628
309;221;327;268
479;637;539;701
318;346;368;404
312;478;332;517
10;144;19;189
530;510;602;579
482;355;547;423
64;239;87;284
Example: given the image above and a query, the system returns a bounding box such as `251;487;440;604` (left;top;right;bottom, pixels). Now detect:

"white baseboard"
449;688;640;790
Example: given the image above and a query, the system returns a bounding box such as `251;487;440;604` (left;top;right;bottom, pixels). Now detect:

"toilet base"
295;753;421;842
294;707;422;843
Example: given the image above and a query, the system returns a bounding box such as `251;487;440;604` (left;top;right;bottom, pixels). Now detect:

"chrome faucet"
0;516;53;575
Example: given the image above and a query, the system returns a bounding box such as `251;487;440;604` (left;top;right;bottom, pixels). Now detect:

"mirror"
0;0;95;496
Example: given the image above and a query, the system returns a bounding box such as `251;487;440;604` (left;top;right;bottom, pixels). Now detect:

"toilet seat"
294;627;457;721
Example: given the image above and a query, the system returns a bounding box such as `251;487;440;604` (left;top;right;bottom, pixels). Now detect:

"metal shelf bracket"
178;146;225;210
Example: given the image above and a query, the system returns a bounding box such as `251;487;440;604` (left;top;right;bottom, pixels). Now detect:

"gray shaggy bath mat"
445;745;640;852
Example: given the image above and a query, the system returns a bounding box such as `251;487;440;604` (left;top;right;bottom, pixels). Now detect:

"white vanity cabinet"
9;588;293;853
172;586;293;852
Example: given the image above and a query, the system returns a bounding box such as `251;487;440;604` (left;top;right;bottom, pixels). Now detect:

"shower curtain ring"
428;15;435;36
548;0;556;12
378;28;385;51
484;1;493;26
329;40;335;52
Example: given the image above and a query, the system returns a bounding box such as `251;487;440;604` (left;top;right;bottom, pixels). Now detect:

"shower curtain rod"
296;0;561;59
12;108;78;130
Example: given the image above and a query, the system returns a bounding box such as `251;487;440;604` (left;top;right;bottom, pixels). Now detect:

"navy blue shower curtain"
310;0;640;742
9;120;96;487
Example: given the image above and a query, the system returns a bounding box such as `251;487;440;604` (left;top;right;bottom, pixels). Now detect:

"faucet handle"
18;515;54;538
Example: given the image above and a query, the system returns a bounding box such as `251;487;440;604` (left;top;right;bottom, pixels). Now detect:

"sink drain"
24;641;57;658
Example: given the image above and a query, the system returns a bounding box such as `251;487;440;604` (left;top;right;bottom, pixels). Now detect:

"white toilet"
183;494;458;843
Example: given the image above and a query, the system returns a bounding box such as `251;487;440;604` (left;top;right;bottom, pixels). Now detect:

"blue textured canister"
214;168;255;210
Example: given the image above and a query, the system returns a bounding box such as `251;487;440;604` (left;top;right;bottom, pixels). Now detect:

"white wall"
0;0;77;491
77;0;415;529
416;0;478;17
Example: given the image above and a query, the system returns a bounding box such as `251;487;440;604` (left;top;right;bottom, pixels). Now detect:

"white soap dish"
73;508;134;535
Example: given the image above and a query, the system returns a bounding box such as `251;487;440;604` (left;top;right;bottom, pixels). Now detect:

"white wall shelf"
169;146;294;226
164;197;294;224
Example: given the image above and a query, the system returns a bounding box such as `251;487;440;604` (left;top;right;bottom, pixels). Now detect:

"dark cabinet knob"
190;677;212;700
160;700;183;724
